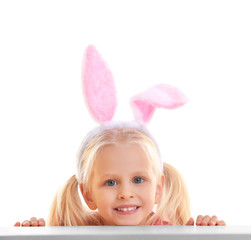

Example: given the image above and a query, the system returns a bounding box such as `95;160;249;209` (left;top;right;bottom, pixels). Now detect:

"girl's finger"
216;220;226;226
208;215;218;226
38;218;46;226
14;222;20;227
196;215;204;225
30;217;38;227
201;215;211;225
186;217;194;225
22;220;31;227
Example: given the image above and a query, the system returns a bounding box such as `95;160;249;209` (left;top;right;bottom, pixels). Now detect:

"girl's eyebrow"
100;171;151;180
99;174;120;181
100;174;118;179
133;171;151;176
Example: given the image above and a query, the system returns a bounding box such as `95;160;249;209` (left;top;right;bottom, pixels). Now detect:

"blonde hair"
47;128;191;225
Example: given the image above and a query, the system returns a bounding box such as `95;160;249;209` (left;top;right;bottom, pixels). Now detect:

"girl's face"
82;143;164;225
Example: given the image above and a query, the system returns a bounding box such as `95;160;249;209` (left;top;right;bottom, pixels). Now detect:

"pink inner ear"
82;45;117;123
130;84;188;123
133;100;155;123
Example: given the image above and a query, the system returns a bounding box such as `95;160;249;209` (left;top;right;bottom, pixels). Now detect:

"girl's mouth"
114;206;140;214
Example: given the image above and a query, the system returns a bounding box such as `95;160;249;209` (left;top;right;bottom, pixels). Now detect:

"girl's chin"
114;222;141;226
103;218;143;226
112;217;146;226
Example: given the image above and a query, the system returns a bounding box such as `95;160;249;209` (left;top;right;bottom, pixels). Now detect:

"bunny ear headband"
79;45;188;173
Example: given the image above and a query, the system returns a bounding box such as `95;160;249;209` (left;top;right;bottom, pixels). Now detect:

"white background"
0;0;251;226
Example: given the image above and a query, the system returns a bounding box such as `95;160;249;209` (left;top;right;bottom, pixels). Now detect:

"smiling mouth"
114;206;140;212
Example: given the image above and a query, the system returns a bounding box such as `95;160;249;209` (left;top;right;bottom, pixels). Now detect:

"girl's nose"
117;185;135;200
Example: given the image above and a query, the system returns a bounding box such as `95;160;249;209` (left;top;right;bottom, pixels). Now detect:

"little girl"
15;45;226;226
15;122;226;226
49;121;191;226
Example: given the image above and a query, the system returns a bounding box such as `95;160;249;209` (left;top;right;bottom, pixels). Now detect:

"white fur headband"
77;45;188;174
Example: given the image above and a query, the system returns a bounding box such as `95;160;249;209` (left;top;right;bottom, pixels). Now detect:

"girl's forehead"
99;142;144;154
94;143;153;173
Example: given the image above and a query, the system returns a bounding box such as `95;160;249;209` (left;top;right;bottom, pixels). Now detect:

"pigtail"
155;163;191;225
47;175;99;226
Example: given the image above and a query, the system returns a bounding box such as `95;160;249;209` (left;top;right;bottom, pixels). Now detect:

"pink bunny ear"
130;84;188;123
82;45;117;123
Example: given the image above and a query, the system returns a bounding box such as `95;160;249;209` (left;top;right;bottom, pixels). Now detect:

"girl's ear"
82;45;117;123
155;174;165;204
130;84;188;124
79;182;97;210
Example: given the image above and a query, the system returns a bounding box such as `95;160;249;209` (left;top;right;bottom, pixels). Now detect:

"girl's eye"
133;177;144;184
105;180;117;186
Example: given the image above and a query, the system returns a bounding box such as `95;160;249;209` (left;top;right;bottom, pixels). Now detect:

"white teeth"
117;207;137;211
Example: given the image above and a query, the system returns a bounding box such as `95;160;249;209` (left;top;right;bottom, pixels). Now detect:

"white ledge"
1;226;251;240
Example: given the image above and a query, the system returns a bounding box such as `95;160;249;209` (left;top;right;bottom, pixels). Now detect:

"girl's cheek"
99;187;116;198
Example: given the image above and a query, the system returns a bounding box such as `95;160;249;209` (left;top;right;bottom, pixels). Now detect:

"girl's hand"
196;215;226;226
14;217;46;227
186;215;226;226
